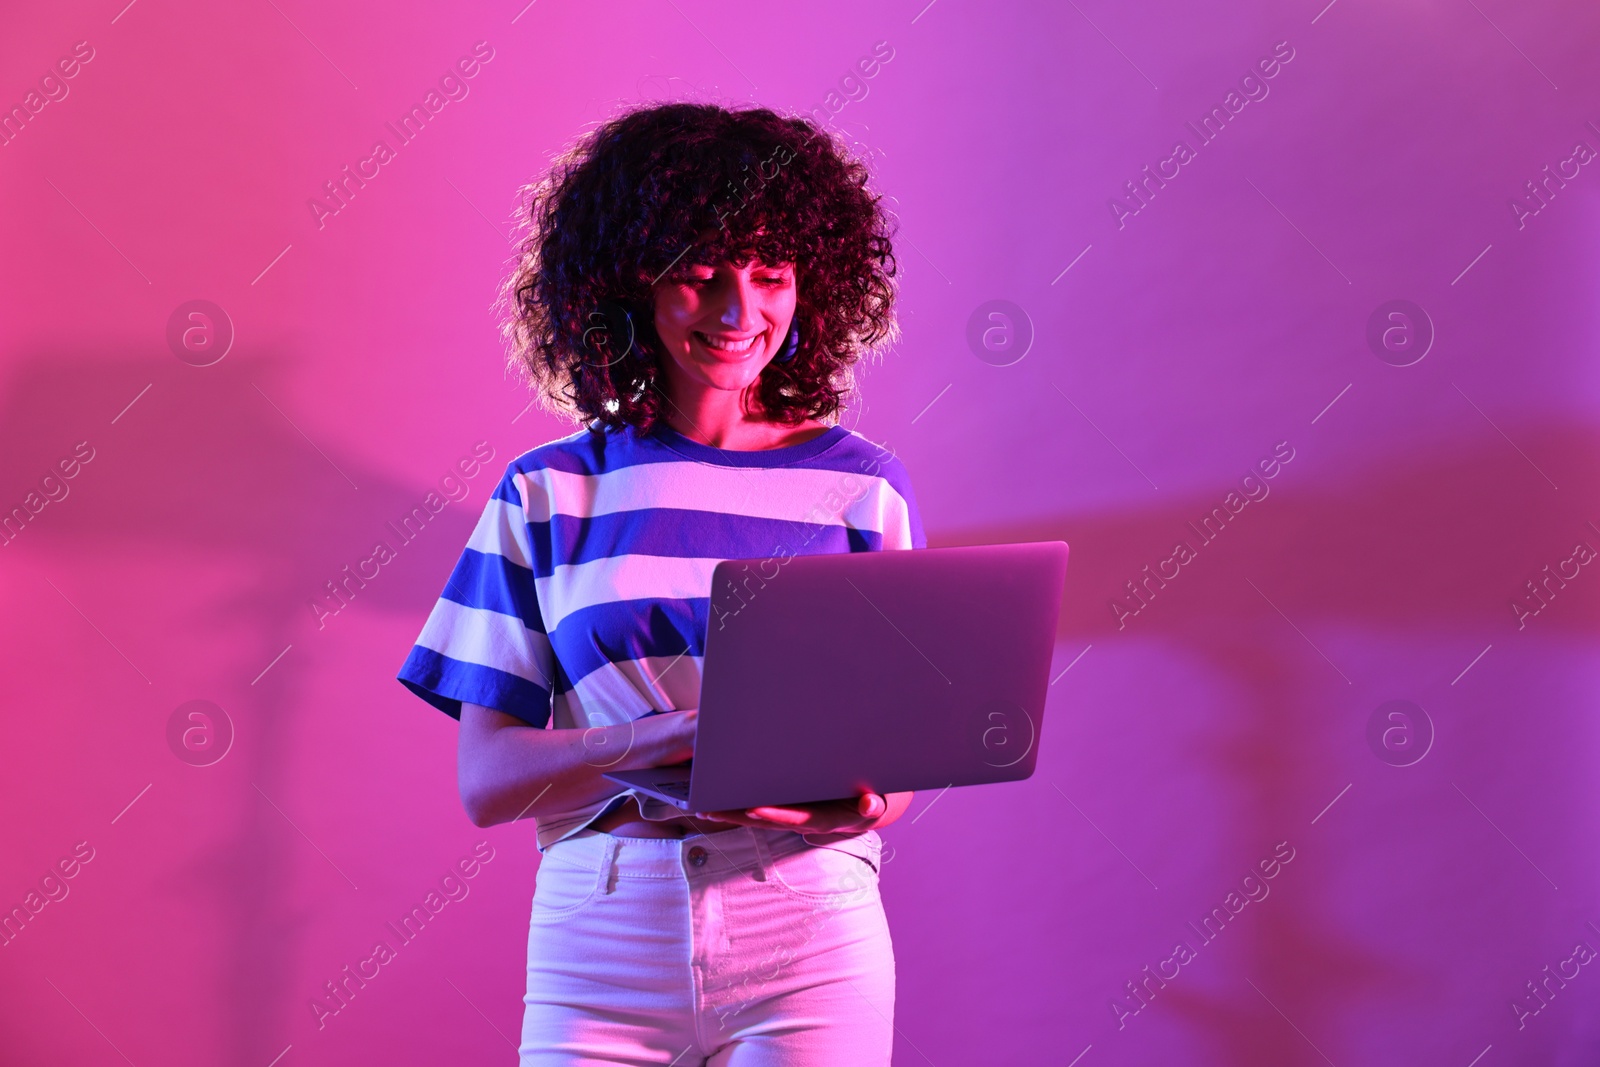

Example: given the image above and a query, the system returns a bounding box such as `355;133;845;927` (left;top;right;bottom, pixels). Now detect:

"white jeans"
518;824;895;1065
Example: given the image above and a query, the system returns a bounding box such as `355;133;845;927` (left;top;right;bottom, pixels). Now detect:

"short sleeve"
877;454;927;551
395;464;555;727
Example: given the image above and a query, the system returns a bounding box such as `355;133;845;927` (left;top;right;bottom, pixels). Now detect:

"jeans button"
688;846;708;867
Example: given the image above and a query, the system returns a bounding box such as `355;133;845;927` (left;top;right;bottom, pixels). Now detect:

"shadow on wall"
0;348;499;1065
922;423;1599;1061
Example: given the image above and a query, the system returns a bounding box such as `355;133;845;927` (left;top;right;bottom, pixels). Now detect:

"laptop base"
603;763;694;809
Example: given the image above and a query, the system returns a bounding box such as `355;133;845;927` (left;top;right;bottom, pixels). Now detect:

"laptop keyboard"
653;780;691;799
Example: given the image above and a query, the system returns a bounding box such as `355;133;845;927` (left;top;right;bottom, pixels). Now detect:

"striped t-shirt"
396;420;926;850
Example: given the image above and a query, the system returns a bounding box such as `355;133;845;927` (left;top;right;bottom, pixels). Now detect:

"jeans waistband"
545;825;818;881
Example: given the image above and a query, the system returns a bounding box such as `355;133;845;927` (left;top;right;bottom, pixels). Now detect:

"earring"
775;322;801;363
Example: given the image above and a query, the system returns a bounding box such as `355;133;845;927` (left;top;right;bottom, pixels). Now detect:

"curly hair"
496;102;900;434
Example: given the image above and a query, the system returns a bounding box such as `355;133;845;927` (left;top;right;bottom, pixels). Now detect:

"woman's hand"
458;703;701;827
624;707;697;769
694;791;899;837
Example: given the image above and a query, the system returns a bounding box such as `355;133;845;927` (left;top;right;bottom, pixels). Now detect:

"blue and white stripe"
397;421;925;848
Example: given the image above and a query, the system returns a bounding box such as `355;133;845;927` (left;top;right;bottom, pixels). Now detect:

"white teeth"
696;332;760;353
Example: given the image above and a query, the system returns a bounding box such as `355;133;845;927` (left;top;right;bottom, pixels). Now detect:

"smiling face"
651;258;798;406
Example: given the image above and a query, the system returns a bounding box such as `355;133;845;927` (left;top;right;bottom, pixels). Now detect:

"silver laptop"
603;540;1069;812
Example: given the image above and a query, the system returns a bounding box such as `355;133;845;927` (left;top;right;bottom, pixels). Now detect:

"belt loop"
602;836;622;894
747;827;770;882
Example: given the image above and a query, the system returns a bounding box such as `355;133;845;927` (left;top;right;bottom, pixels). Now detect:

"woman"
397;102;925;1065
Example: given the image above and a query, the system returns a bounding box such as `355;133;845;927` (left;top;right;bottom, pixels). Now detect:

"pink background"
4;1;1599;1063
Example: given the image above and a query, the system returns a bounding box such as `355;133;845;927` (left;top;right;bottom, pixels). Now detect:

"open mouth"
693;330;764;355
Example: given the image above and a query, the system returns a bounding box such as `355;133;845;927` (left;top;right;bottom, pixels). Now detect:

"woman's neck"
659;385;826;451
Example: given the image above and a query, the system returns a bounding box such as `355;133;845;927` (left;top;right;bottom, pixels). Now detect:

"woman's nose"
716;276;762;331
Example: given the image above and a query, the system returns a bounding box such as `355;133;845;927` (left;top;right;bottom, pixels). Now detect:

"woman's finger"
694;810;755;826
700;798;879;833
745;806;812;826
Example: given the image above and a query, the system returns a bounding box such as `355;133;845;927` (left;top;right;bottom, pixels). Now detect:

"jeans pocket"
529;854;603;923
767;841;880;910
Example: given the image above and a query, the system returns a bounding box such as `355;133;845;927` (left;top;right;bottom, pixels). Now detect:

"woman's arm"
457;702;697;827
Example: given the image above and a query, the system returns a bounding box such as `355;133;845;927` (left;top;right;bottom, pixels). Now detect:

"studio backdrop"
2;1;1597;1064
